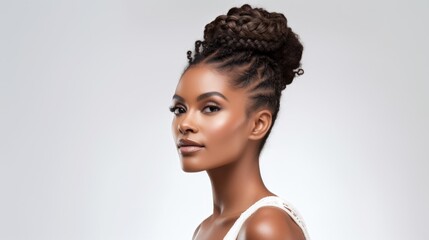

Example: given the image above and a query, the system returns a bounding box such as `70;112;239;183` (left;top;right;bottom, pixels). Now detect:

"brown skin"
171;64;305;240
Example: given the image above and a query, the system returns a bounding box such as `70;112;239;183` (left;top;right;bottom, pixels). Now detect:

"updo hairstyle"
186;4;304;150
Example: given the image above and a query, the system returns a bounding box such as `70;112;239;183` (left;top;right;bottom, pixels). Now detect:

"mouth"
177;139;204;154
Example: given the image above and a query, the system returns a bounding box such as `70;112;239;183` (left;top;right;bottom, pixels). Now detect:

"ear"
248;109;272;141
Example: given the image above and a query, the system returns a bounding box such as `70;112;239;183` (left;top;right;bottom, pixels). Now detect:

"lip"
177;139;204;154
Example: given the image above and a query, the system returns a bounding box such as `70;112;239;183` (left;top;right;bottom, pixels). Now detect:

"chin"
181;164;205;173
179;155;208;172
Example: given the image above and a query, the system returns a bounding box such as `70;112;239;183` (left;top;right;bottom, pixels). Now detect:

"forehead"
175;64;246;101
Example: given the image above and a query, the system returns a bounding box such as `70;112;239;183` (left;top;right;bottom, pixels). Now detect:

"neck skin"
206;143;273;218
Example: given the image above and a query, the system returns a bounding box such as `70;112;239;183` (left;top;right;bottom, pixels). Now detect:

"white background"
0;0;428;239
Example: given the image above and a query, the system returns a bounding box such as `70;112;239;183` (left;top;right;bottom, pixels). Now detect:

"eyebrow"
197;91;229;102
172;91;228;102
172;94;185;102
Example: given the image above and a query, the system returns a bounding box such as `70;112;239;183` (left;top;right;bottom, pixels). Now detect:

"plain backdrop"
0;0;428;239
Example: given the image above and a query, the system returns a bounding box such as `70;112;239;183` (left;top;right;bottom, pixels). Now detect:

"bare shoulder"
237;206;305;240
192;223;201;240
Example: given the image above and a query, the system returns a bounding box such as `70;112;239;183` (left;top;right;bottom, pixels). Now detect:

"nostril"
178;122;197;134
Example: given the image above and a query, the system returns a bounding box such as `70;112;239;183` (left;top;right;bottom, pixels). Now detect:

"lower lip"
179;146;204;154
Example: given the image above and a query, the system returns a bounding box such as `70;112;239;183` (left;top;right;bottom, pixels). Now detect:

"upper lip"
177;139;204;148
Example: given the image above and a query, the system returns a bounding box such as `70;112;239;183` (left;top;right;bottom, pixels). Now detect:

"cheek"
205;112;249;150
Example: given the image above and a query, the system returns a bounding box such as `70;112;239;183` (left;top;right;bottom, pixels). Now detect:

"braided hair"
185;4;304;150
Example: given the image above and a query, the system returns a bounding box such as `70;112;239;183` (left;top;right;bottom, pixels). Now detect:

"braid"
185;4;304;150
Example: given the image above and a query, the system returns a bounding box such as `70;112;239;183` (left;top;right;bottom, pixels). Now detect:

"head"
171;4;303;172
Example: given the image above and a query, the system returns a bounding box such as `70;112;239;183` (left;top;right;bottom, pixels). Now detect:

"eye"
169;106;186;116
202;104;221;113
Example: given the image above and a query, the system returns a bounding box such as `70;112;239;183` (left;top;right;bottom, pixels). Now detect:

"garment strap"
223;196;310;240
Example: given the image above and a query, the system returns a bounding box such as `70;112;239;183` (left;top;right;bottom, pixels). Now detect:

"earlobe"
249;110;272;140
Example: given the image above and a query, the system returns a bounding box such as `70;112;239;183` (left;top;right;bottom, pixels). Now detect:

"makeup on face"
170;64;252;172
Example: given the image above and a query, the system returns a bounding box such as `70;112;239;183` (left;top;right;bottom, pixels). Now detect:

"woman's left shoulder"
237;206;306;240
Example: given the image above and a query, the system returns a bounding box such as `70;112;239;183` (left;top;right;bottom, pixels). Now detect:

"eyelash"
169;104;221;116
202;104;221;113
169;105;186;116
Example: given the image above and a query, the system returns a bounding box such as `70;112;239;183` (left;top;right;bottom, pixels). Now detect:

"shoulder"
192;223;201;240
237;206;305;240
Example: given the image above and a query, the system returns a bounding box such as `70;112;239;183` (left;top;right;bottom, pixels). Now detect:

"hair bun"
204;4;288;52
203;4;303;87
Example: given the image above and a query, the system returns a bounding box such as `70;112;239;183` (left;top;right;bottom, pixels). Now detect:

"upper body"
170;4;307;240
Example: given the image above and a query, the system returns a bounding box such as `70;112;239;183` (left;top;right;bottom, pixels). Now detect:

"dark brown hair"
186;4;304;150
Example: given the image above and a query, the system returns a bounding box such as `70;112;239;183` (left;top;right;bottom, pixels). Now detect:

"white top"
223;196;310;240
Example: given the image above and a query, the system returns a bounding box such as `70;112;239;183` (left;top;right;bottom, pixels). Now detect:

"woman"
170;4;309;240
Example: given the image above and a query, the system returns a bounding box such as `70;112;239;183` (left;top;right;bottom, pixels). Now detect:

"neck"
206;153;272;217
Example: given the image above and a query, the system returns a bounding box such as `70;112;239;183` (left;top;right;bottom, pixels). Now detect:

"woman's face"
171;64;253;172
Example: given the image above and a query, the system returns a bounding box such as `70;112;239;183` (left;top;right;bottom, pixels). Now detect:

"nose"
177;112;198;135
